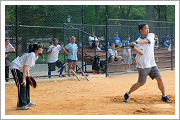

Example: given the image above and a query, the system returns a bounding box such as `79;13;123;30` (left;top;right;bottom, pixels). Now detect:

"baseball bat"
65;59;81;81
112;46;126;51
81;70;89;81
71;69;81;81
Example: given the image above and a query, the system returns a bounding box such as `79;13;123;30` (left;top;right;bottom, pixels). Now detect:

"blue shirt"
66;43;78;60
162;36;171;43
113;37;121;44
124;40;129;46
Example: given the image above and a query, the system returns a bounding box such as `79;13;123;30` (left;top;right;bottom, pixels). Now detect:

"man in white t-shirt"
47;38;70;78
5;39;15;82
88;32;102;50
123;23;171;103
108;43;122;64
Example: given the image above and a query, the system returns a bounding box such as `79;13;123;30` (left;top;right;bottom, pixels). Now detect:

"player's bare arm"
65;48;72;55
27;69;30;77
126;48;130;57
133;47;144;55
136;39;149;44
22;65;29;87
61;45;71;55
9;47;15;52
47;47;54;55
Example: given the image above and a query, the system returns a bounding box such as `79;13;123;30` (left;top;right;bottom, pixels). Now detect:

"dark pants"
5;58;9;80
11;69;30;107
48;60;64;72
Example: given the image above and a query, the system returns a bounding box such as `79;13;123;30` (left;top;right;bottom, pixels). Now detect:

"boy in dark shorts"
47;38;70;78
123;23;171;103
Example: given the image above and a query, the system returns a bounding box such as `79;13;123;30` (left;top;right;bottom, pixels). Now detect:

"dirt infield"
5;70;175;116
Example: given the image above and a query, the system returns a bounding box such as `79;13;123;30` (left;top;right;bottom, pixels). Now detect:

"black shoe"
123;92;129;103
5;78;9;82
161;96;171;102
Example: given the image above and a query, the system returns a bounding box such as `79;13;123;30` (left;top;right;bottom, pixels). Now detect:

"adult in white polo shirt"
123;23;171;103
47;38;70;78
5;39;15;82
88;32;102;50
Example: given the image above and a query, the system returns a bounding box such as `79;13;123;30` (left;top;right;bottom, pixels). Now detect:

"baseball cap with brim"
115;32;118;34
126;35;130;37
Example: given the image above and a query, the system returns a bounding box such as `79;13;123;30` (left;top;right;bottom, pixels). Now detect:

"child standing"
47;38;70;78
123;35;132;73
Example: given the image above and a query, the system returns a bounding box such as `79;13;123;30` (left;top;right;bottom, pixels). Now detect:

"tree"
119;5;132;19
147;5;154;32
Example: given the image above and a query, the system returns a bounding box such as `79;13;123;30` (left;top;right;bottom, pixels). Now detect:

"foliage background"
5;5;175;26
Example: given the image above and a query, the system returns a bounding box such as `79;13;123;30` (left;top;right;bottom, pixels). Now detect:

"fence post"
171;23;173;71
81;5;84;74
105;5;108;77
63;23;66;72
15;5;18;57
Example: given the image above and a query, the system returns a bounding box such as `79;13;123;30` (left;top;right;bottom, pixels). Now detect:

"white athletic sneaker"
96;47;101;50
128;70;132;73
17;106;29;110
27;102;36;107
125;70;129;73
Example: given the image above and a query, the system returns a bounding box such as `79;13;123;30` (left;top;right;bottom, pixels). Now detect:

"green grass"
38;53;68;64
7;53;68;64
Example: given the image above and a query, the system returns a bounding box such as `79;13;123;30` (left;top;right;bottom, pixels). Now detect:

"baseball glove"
26;76;37;88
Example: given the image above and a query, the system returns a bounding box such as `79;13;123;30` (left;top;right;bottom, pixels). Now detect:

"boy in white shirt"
108;43;122;64
123;35;132;73
47;38;70;78
123;23;171;103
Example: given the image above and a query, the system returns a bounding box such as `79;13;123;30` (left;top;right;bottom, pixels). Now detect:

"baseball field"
5;70;175;117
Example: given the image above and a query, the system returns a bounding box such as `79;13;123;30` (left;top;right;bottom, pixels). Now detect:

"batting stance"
47;38;70;78
10;44;43;110
123;23;171;103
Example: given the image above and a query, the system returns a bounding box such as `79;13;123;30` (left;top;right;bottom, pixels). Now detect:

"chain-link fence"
106;19;175;75
5;5;83;81
5;5;175;81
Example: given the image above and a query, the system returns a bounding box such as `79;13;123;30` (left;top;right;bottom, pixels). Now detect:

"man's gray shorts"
138;66;161;83
48;60;64;71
